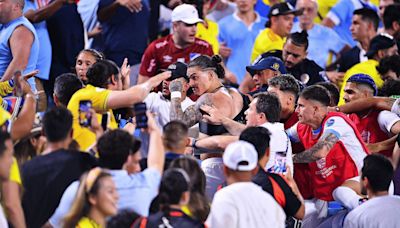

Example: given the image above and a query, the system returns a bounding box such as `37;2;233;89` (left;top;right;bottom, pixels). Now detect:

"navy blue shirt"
98;0;150;66
47;2;84;79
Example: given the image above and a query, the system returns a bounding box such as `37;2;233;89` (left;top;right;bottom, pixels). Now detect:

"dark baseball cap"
246;56;287;76
268;2;303;18
167;62;189;81
347;73;378;96
365;34;396;58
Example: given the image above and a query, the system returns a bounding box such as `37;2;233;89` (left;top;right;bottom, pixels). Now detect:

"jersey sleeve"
286;122;300;143
91;87;111;111
377;110;400;135
9;157;21;185
251;32;266;63
391;98;400;116
327;0;351;26
139;43;159;77
321;116;351;140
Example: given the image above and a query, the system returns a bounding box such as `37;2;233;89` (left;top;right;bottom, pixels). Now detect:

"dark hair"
315;82;340;106
43;107;73;142
379;79;400;96
300;85;331;106
361;154;393;192
253;93;281;122
383;4;400;29
288;30;309;51
97;129;141;169
54;73;84;106
239;127;271;161
268;74;300;99
0;131;11;157
163;121;188;151
78;49;105;61
377;55;400;78
354;8;380;31
107;209;141;228
169;157;210;222
183;0;205;18
159;168;190;209
188;55;225;79
86;59;119;88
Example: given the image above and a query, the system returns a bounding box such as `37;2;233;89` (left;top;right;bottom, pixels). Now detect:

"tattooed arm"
170;80;210;127
293;133;339;163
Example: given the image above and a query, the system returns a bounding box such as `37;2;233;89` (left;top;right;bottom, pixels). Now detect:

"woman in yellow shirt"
63;168;118;228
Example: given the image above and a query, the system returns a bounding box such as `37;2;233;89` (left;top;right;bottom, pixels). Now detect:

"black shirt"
287;58;325;86
136;209;205;228
252;167;302;217
22;149;97;228
337;46;362;72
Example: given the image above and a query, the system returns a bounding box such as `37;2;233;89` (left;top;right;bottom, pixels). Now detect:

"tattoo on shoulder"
293;133;339;163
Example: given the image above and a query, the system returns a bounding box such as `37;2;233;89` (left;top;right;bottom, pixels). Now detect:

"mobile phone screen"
134;102;148;129
79;100;92;127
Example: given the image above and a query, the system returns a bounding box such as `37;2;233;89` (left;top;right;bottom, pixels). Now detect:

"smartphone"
79;100;92;127
134;102;148;129
101;112;110;131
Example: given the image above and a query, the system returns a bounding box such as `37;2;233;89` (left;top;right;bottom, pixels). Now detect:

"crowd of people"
1;0;400;227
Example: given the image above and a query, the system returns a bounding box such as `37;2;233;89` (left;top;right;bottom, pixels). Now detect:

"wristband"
171;91;182;99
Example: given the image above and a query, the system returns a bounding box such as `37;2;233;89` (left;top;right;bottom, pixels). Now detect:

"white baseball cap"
171;4;203;24
223;141;258;171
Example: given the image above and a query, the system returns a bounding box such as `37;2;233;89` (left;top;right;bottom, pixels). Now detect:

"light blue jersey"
218;12;267;83
327;0;376;47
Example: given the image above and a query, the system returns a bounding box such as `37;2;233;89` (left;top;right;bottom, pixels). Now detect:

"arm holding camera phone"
145;112;165;174
106;71;171;109
9;75;36;141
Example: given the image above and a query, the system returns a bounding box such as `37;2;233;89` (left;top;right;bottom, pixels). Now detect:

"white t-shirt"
144;92;194;129
260;122;293;175
344;195;400;228
391;98;400;116
207;182;286;228
0;205;8;228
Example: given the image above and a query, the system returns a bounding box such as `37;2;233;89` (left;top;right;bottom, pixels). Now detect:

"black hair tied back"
211;55;225;79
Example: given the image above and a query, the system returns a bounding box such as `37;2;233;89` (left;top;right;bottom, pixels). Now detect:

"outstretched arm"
334;97;396;114
293;133;339;163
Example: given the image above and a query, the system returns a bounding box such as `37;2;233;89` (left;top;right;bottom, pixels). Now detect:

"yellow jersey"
338;59;383;105
76;217;101;228
9;157;21;185
196;19;219;55
250;28;285;63
67;85;117;151
0;106;10;127
0;81;13;97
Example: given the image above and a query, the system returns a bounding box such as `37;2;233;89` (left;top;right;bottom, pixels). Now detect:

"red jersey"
139;34;214;77
295;112;369;201
349;110;398;157
283;111;313;199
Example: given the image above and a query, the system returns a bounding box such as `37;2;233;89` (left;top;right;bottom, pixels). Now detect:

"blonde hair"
62;168;111;228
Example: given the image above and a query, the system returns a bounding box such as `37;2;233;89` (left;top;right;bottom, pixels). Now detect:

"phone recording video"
79;100;92;127
134;102;148;129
